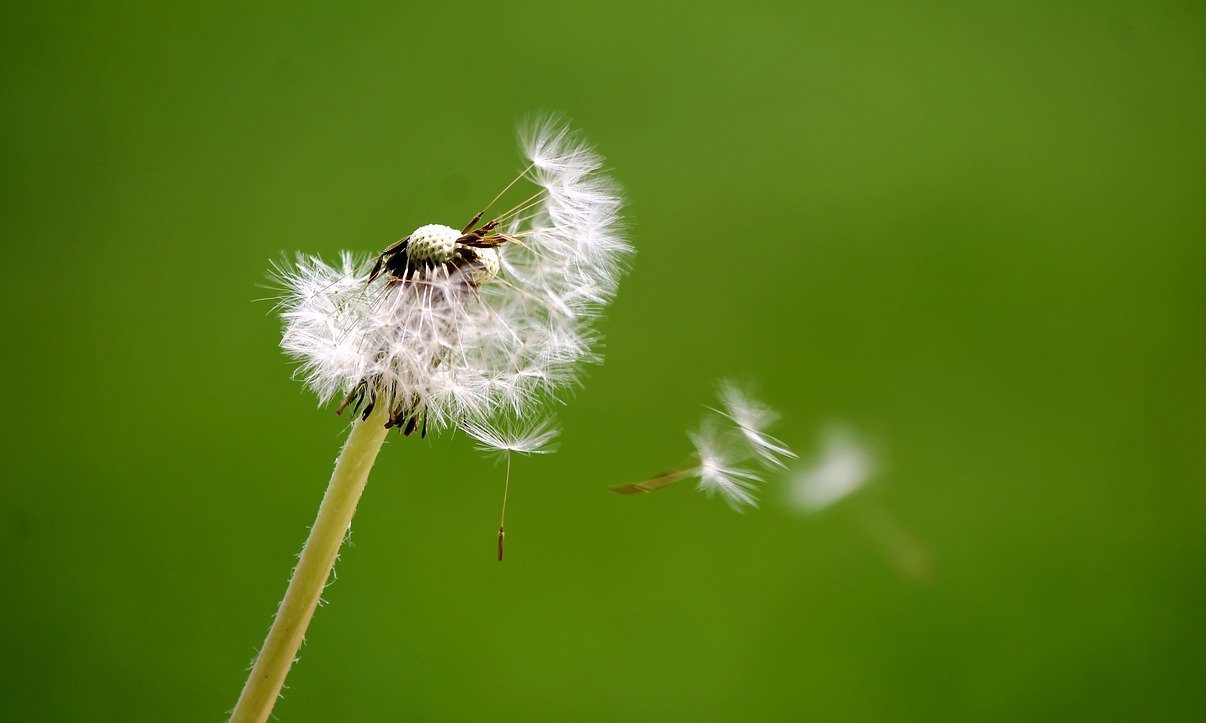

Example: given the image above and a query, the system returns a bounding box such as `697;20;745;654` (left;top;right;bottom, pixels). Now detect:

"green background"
2;2;1203;720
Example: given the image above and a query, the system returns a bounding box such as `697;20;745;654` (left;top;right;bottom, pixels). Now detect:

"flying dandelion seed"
689;416;765;510
611;382;795;511
714;380;798;469
788;426;933;581
790;426;877;512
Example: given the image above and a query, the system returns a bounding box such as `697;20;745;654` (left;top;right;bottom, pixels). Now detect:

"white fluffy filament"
275;116;630;438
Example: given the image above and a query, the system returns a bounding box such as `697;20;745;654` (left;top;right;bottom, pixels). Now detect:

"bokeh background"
2;2;1203;720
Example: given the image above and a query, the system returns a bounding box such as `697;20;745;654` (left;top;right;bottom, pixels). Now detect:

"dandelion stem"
230;404;391;723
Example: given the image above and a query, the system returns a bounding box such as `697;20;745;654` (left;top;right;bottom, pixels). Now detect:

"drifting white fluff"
689;418;764;511
791;427;876;512
715;381;799;469
687;384;796;510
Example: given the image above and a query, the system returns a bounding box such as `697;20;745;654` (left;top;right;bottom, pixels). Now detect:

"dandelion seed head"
405;223;460;264
275;117;630;439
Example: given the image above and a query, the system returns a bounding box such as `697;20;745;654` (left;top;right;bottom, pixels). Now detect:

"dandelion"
610;382;794;511
464;418;559;560
231;116;629;723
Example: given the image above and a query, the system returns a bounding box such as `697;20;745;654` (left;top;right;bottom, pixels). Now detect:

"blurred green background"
2;2;1203;720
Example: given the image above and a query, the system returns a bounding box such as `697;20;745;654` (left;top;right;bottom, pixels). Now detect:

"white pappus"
463;417;560;460
274;116;630;439
463;416;560;561
611;382;796;511
790;425;877;513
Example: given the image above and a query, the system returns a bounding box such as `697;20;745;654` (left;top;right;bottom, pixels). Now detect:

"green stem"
230;404;391;722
